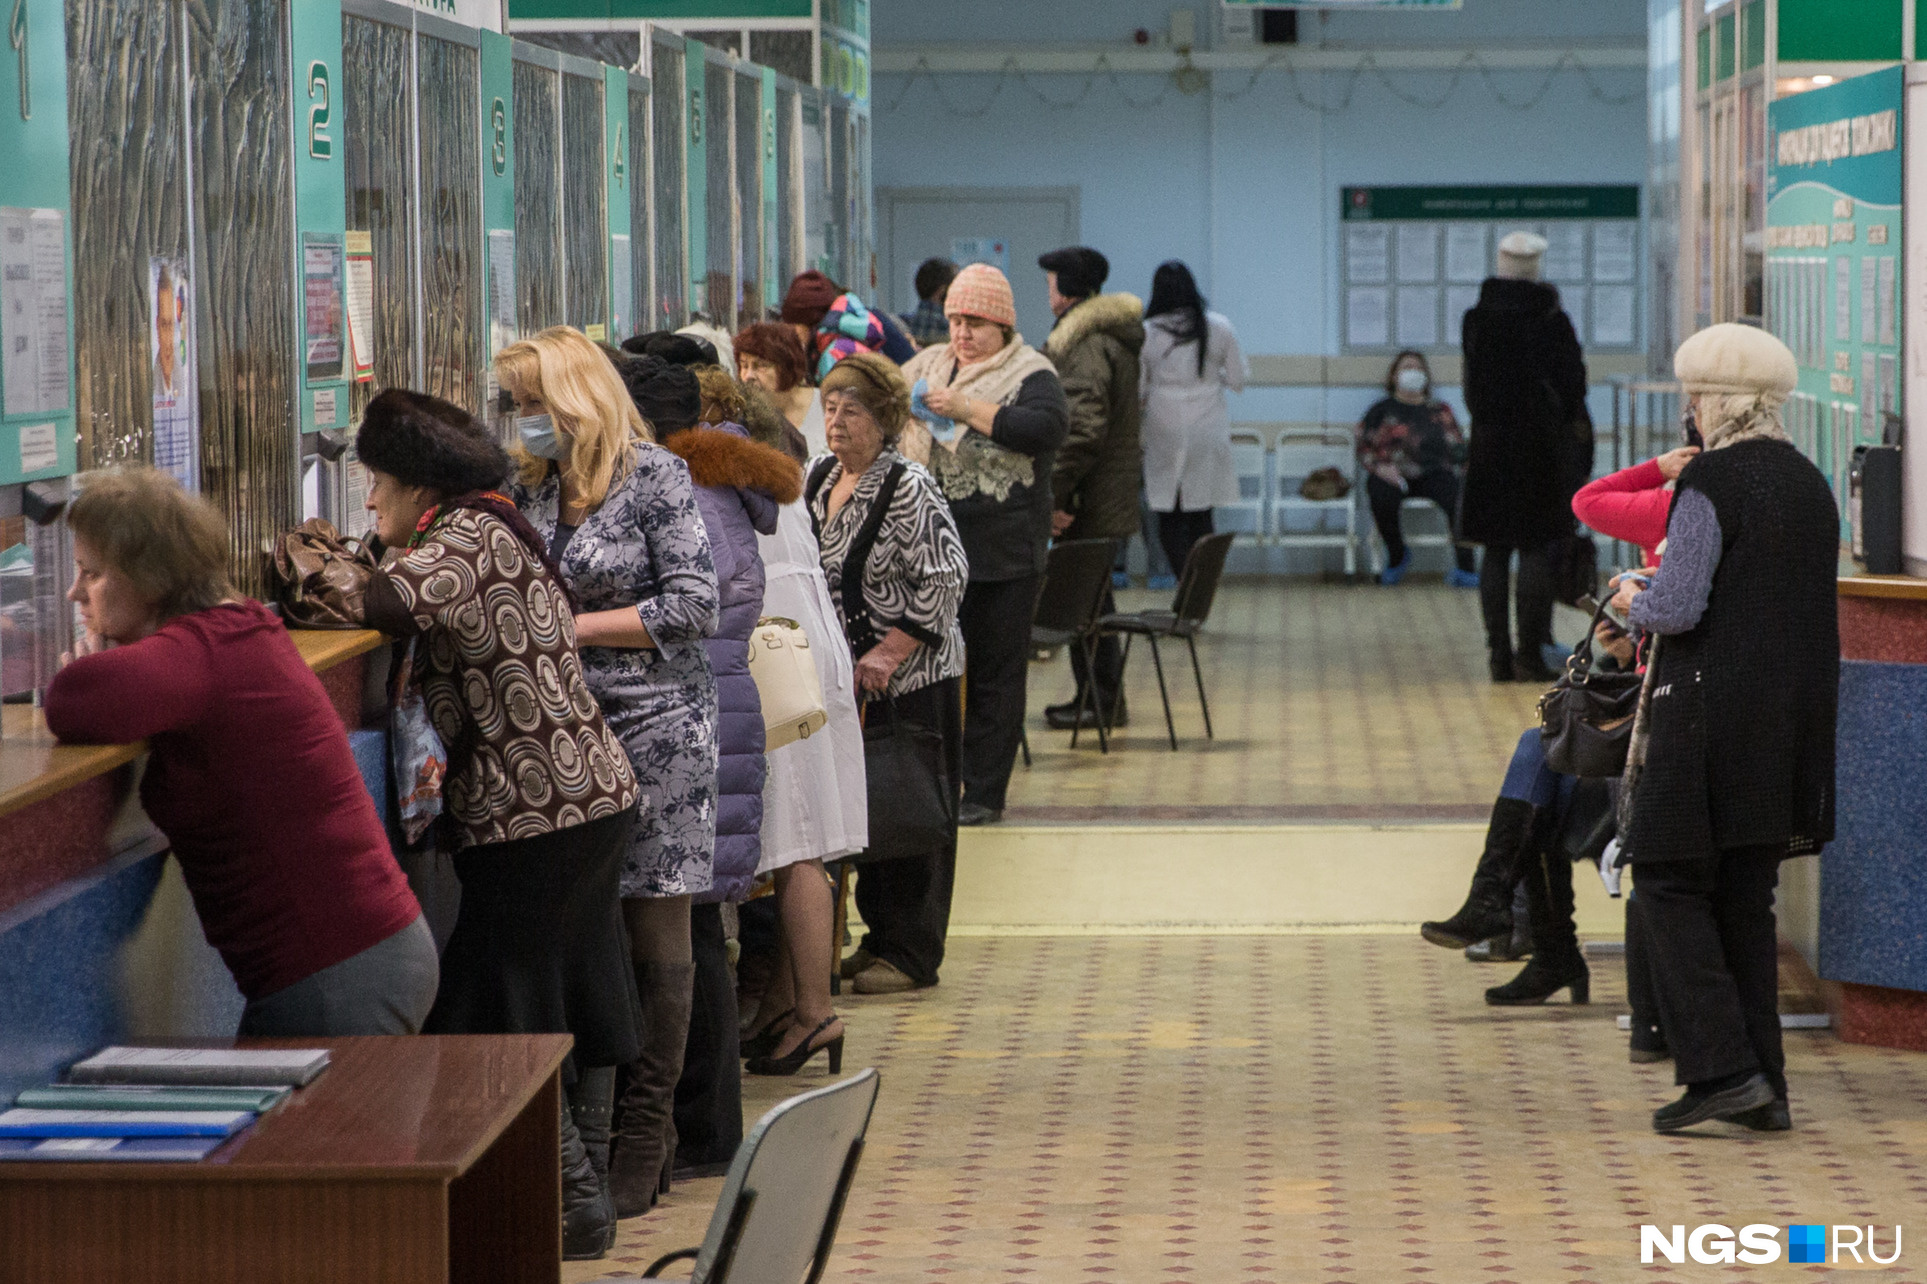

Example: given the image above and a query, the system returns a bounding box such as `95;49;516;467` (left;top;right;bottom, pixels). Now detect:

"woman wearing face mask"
1355;350;1479;588
497;327;723;1220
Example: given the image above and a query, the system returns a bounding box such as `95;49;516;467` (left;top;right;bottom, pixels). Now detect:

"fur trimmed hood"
661;423;804;504
1043;291;1145;362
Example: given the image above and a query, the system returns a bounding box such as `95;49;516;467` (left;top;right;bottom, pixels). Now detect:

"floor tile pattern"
570;935;1927;1283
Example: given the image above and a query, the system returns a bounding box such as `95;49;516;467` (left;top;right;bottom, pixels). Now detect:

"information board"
1766;64;1902;523
1338;185;1641;356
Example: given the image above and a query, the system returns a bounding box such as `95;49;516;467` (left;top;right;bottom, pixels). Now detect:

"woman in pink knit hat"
899;262;1069;828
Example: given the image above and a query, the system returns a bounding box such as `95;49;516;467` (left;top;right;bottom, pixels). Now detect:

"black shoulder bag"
1538;596;1644;778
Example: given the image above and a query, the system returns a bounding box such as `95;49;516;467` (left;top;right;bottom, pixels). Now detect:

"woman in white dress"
1139;260;1247;577
740;474;868;1075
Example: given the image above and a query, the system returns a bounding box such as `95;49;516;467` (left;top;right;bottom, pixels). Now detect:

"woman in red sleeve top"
44;467;433;1037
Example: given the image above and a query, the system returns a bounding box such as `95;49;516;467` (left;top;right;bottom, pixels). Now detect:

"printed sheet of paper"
1561;284;1590;344
610;234;633;342
1862;257;1879;345
1394;285;1439;347
302;237;344;381
1395;224;1438;284
1879;254;1896;346
1591;222;1637;283
1543;223;1587;283
1835;255;1853;343
1346;286;1389;347
1345;225;1390;285
1591;285;1636;347
1444;223;1488;284
149;256;198;489
0;207;70;417
1444;284;1482;346
344;232;375;384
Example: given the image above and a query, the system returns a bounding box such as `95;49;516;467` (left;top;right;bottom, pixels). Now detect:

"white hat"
1495;231;1548;281
1673;323;1798;398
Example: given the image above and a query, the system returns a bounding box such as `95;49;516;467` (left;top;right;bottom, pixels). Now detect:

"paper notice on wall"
0;207;71;418
1562;285;1590;344
1395;224;1438;284
1862;257;1879;344
1879;351;1897;416
1444;223;1487;283
1862;352;1878;428
17;421;55;474
1445;284;1481;345
611;234;633;342
486;230;516;408
1835;255;1853;343
303;236;345;382
148;256;198;489
1394;285;1439;346
950;237;1010;274
344;231;375;384
1543;224;1587;283
1345;225;1390;285
1591;222;1637;283
1592;285;1636;347
1878;254;1896;346
1346;286;1389;347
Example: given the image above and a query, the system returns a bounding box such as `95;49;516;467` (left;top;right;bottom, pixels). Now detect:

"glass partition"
851;109;871;297
560;70;607;333
628;84;651;344
513;57;562;334
342;13;417;422
800;89;827;279
703;60;733;323
418;33;483;414
734;69;763;329
825;97;849;289
649;42;686;331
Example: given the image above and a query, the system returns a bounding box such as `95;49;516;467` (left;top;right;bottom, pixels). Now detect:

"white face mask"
1394;367;1428;396
517;412;566;459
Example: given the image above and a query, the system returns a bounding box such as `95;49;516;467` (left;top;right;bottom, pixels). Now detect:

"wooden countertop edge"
0;627;388;821
1838;575;1927;602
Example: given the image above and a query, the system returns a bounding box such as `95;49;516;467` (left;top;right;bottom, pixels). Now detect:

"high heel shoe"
739;1009;795;1061
745;1015;845;1077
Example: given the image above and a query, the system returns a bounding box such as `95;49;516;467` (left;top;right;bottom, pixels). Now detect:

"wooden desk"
0;1034;571;1284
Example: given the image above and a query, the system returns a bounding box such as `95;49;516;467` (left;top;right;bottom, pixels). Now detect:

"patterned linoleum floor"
569;935;1927;1283
1007;581;1578;820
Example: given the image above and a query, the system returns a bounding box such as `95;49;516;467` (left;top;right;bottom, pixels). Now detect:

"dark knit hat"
621;330;718;368
780;269;842;327
1037;246;1109;300
620;354;703;436
355;388;508;494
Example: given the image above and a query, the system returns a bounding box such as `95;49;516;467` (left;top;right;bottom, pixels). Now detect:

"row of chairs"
1031;531;1235;753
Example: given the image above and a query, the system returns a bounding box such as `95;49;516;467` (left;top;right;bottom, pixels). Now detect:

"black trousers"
1155;508;1215;584
1365;471;1475;572
1478;542;1556;656
672;901;742;1167
1631;847;1785;1096
854;677;962;986
1623;889;1663;1051
959;575;1040;813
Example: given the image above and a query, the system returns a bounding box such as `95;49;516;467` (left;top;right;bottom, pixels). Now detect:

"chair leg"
1186;634;1213;740
1071;635;1107;753
1020;727;1031;769
1146;635;1177;750
1098;632;1134;745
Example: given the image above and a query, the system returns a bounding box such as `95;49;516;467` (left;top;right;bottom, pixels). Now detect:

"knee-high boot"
608;960;695;1217
560;1093;615;1259
1486;844;1589;1005
1421;797;1535;949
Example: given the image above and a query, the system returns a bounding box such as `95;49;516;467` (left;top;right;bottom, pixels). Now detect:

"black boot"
609;960;695;1218
570;1066;615;1186
1422;798;1535;949
1463;912;1532;962
1488;646;1517;683
1486;847;1589;1005
560;1096;614;1259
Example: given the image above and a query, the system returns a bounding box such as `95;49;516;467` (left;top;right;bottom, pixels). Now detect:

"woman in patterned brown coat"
351;388;641;1261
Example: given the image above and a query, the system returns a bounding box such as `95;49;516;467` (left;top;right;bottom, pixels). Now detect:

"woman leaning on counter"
44;466;434;1038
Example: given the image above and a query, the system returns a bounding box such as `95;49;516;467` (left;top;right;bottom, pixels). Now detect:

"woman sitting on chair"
1355;350;1478;587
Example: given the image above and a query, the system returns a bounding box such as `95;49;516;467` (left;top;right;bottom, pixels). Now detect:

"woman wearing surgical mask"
1355;350;1479;588
497;326;722;1222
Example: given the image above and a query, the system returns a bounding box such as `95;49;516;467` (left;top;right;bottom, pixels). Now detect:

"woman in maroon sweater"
44;467;433;1036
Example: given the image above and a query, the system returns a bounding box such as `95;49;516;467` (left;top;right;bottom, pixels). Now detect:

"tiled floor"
571;935;1923;1283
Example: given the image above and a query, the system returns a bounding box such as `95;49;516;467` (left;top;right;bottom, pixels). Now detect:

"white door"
878;186;1080;346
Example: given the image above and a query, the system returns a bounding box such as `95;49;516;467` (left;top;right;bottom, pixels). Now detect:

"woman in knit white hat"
1609;322;1839;1135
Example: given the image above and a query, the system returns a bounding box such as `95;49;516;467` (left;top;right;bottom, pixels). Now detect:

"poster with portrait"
302;235;345;382
149;256;198;490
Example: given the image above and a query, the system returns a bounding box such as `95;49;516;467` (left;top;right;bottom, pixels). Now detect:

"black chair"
1030;537;1121;753
641;1069;880;1283
1097;531;1235;750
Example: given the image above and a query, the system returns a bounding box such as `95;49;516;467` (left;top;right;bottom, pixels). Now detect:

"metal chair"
1096;531;1235;750
641;1069;881;1283
1266;423;1362;577
1030;537;1121;753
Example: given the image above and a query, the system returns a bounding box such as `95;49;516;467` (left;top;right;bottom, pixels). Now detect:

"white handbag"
748;616;829;750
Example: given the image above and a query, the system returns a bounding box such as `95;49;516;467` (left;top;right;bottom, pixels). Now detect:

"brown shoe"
838;947;875;981
853;959;920;995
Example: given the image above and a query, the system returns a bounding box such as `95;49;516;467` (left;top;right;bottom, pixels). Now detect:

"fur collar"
661;424;804;504
1044;291;1145;359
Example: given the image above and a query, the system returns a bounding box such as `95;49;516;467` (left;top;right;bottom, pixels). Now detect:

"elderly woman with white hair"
1609;323;1839;1135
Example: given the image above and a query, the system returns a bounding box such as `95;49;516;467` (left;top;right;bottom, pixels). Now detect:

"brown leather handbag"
271;518;378;628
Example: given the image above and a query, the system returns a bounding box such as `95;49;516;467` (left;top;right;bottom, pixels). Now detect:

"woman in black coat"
1459;232;1592;682
1610;323;1838;1135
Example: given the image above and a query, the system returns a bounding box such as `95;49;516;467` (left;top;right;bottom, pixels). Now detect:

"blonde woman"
499;326;722;1218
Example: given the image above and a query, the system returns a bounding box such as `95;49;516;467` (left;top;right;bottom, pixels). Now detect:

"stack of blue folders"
0;1080;293;1163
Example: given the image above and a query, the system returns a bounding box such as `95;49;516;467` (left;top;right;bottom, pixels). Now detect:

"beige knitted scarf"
898;340;1057;510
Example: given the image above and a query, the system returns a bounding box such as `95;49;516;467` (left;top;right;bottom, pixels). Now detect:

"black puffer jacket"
1459;277;1593;547
1044;292;1145;540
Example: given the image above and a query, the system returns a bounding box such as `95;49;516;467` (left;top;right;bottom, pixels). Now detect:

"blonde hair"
495;326;651;506
694;365;746;426
1696;389;1788;449
67;467;234;621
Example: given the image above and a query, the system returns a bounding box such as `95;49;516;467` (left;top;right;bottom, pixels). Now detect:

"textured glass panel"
519;30;638;70
628;86;650;344
734;71;761;328
420;35;482;414
775;86;799;295
649;46;685;330
800;90;826;280
749;31;812;85
513;59;561;334
561;72;606;332
187;0;295;597
704;61;732;323
853;111;871;296
342;14;416;424
826;99;849;289
66;0;190;470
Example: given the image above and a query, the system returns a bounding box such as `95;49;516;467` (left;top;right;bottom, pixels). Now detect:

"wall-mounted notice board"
1338;184;1641;357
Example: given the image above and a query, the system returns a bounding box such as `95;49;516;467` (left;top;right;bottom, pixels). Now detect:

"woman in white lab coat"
1139;261;1247;577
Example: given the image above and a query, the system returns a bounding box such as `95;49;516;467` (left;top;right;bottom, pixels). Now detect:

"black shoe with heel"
745;1015;845;1077
1485;955;1589;1005
739;1009;794;1061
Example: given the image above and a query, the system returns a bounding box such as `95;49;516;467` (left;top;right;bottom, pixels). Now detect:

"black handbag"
854;697;955;864
1538;597;1643;778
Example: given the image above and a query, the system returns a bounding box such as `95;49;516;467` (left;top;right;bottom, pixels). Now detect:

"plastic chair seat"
1096;609;1197;639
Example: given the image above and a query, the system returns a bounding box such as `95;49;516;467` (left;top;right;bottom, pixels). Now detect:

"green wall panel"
1778;0;1902;62
1742;0;1766;70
